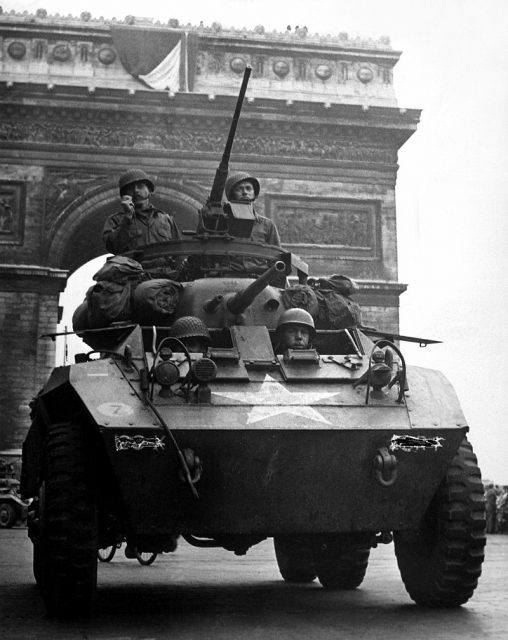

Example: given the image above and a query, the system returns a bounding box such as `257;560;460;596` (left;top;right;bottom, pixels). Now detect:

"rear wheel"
0;502;16;528
135;550;158;566
313;534;371;590
274;536;316;583
37;422;98;617
394;438;486;607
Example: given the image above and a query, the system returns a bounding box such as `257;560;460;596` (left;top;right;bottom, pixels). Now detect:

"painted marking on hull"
115;434;166;451
98;402;134;417
213;374;337;425
390;435;444;452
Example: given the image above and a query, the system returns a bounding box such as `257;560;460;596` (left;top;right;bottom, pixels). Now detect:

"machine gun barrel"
227;261;286;315
208;66;252;206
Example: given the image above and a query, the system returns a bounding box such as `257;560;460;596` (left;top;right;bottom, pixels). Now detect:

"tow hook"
373;447;398;487
178;448;202;485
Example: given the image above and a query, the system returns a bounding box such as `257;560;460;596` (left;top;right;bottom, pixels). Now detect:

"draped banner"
111;26;198;92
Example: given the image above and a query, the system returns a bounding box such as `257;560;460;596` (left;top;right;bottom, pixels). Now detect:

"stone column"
0;264;67;450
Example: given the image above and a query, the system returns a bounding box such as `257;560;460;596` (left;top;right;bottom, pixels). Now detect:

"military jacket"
196;208;281;275
103;206;181;254
233;213;281;273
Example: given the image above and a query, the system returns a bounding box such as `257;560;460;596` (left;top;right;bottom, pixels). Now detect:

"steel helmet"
170;316;211;344
225;171;260;200
118;169;155;196
276;308;316;338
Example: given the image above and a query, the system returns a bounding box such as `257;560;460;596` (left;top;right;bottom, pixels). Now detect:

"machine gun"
201;66;254;237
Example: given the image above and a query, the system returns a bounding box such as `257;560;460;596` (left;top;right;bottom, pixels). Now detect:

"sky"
8;0;508;483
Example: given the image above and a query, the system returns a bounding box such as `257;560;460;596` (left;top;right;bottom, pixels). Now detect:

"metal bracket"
373;447;398;487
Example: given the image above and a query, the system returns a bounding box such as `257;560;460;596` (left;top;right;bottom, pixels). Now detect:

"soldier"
223;171;281;246
170;316;211;354
276;308;316;352
485;483;498;533
198;171;281;276
103;169;181;254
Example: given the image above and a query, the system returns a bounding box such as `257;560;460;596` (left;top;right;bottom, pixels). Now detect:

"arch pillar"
0;264;67;449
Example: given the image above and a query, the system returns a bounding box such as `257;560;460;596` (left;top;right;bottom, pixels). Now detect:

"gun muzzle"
227;261;286;315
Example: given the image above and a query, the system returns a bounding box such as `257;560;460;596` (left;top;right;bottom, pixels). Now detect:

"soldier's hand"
120;196;135;224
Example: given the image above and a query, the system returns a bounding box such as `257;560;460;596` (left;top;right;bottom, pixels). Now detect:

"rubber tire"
394;438;486;607
313;535;371;590
97;545;117;562
135;550;158;566
0;502;16;528
274;536;316;583
37;422;98;618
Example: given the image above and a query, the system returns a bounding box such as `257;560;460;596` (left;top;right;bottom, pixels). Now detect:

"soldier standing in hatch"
103;169;181;254
198;170;281;275
222;171;280;246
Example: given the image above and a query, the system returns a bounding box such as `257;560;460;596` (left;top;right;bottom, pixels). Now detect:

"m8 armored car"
21;66;485;618
21;234;486;617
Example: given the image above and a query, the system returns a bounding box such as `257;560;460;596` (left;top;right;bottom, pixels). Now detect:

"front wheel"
0;502;16;528
37;422;98;617
394;438;486;607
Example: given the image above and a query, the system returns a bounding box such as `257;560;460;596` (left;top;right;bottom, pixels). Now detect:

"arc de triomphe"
0;11;419;451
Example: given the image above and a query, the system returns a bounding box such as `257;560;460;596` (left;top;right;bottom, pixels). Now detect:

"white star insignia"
213;374;337;425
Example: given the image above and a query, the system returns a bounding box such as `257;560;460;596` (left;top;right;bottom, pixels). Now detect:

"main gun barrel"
227;261;286;315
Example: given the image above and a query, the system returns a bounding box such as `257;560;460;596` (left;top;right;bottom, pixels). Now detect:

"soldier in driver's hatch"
170;316;211;355
276;309;316;352
198;171;281;274
103;169;181;254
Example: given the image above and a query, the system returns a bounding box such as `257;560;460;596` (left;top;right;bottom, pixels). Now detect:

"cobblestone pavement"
0;529;507;639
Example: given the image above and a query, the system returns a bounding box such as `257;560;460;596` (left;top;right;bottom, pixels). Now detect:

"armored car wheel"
394;438;486;607
0;502;16;528
37;422;98;618
274;536;316;583
313;534;371;590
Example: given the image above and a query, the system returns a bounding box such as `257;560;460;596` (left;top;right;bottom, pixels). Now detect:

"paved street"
0;529;507;639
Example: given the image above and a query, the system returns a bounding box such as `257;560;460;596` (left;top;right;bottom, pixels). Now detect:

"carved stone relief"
51;44;72;62
294;58;307;80
266;196;380;259
252;55;265;77
0;106;397;165
7;41;26;60
0;181;25;244
208;52;225;74
43;171;110;230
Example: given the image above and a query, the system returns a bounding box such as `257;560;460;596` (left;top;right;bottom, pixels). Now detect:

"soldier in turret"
103;169;181;254
198;170;281;275
223;171;280;246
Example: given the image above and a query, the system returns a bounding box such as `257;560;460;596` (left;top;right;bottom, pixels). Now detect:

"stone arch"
46;180;205;275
